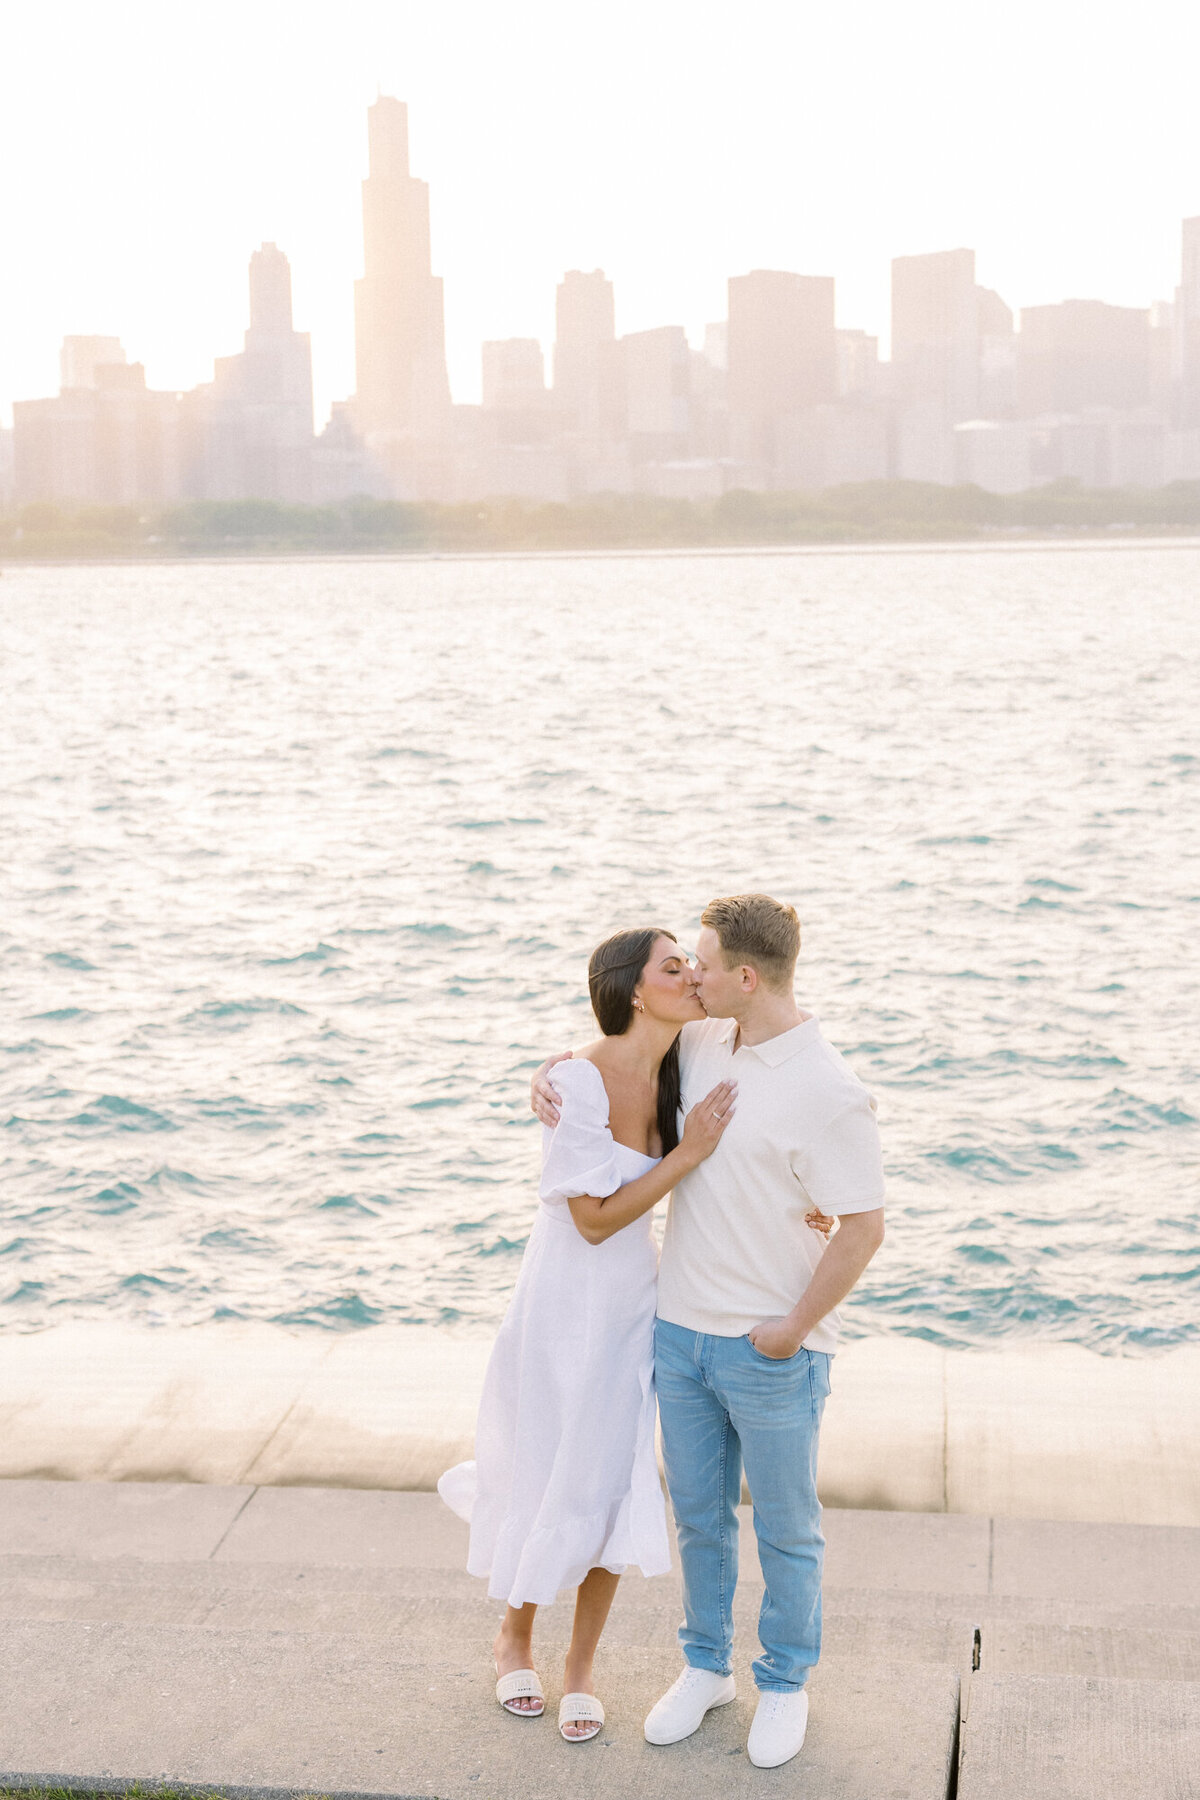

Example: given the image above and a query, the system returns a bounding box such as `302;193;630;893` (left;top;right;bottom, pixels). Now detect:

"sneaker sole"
748;1737;807;1770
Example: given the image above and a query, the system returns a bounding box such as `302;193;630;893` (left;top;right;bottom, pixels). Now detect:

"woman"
438;928;736;1742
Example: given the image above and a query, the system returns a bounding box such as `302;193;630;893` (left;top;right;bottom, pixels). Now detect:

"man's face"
692;925;746;1018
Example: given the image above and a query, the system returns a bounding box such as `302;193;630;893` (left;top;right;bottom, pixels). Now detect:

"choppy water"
2;546;1198;1353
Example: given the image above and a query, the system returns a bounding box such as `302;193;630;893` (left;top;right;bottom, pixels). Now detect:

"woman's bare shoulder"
553;1048;609;1087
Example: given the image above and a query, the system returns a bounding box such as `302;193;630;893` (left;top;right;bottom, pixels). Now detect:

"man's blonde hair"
701;893;800;993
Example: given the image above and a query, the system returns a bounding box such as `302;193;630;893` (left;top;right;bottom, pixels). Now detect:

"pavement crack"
941;1349;949;1513
207;1484;259;1559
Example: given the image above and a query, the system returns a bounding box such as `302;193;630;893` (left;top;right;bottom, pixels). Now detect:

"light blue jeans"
654;1317;831;1693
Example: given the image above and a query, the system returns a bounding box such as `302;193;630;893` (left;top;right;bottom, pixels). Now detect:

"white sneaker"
747;1688;809;1768
644;1666;737;1744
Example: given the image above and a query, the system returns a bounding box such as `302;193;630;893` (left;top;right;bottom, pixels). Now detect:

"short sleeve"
793;1092;886;1216
538;1060;622;1205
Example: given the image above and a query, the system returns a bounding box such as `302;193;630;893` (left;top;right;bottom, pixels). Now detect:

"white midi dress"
438;1057;671;1606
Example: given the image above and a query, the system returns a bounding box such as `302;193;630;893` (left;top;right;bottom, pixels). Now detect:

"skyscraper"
60;337;127;391
1017;300;1150;416
553;270;618;436
726;270;836;471
241;244;313;423
353;97;451;441
482;339;546;413
15;347;181;504
622;325;690;455
481;339;551;450
977;288;1017;418
187;243;314;500
1176;216;1200;427
891;249;980;420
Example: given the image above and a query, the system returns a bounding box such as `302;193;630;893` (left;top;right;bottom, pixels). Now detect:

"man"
533;894;885;1769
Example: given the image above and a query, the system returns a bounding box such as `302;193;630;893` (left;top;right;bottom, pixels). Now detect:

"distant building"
1149;300;1175;416
776;402;889;487
0;426;14;507
482;339;546;413
688;335;729;460
310;403;393;502
641;458;734;500
702;322;728;370
835;329;880;398
1165;428;1200;480
352;97;451;448
1175;217;1200;428
553;270;620;438
61;336;126;391
954;419;1031;493
1028;409;1164;488
727;270;836;474
895;399;955;484
13;343;182;505
1029;414;1106;487
480;338;552;455
466;338;563;494
1017;300;1150;415
977;288;1017;417
183;243;314;501
622;325;690;460
454;439;571;503
891;249;980;420
1106;413;1165;488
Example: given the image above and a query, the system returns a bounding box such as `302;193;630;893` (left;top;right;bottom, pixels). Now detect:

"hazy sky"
3;0;1199;428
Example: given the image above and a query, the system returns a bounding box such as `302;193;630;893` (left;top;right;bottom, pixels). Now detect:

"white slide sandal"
495;1666;545;1717
559;1692;605;1742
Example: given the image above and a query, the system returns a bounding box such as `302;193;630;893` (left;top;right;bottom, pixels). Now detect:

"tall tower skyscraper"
353;97;451;440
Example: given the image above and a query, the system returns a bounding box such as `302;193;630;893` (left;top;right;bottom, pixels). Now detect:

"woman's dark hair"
587;928;682;1155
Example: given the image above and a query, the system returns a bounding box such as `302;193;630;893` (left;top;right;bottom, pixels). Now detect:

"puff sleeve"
538;1060;623;1205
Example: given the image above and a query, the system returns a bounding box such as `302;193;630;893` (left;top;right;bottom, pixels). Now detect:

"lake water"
2;545;1197;1353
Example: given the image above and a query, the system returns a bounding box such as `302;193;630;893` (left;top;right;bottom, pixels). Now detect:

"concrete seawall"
1;1322;1197;1526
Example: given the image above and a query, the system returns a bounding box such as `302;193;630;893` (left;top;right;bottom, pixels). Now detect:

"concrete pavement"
0;1481;1198;1798
2;1322;1198;1525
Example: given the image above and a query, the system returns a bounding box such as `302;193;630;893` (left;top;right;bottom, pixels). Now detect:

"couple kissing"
439;892;885;1770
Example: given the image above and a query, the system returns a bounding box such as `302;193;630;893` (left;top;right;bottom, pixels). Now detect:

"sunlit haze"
3;0;1199;428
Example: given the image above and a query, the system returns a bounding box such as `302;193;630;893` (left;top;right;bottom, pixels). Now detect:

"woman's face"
635;936;705;1024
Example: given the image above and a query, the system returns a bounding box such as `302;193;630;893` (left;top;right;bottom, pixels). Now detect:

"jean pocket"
745;1334;800;1364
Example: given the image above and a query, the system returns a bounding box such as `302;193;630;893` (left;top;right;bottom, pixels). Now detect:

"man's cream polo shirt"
656;1013;885;1354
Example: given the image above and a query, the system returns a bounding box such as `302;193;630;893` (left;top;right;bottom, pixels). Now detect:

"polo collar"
719;1015;818;1064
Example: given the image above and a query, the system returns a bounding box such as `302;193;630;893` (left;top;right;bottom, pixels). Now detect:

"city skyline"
9;90;1198;512
4;0;1200;429
5;97;1200;445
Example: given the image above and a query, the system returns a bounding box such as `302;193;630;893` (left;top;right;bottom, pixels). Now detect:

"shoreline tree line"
3;481;1200;560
